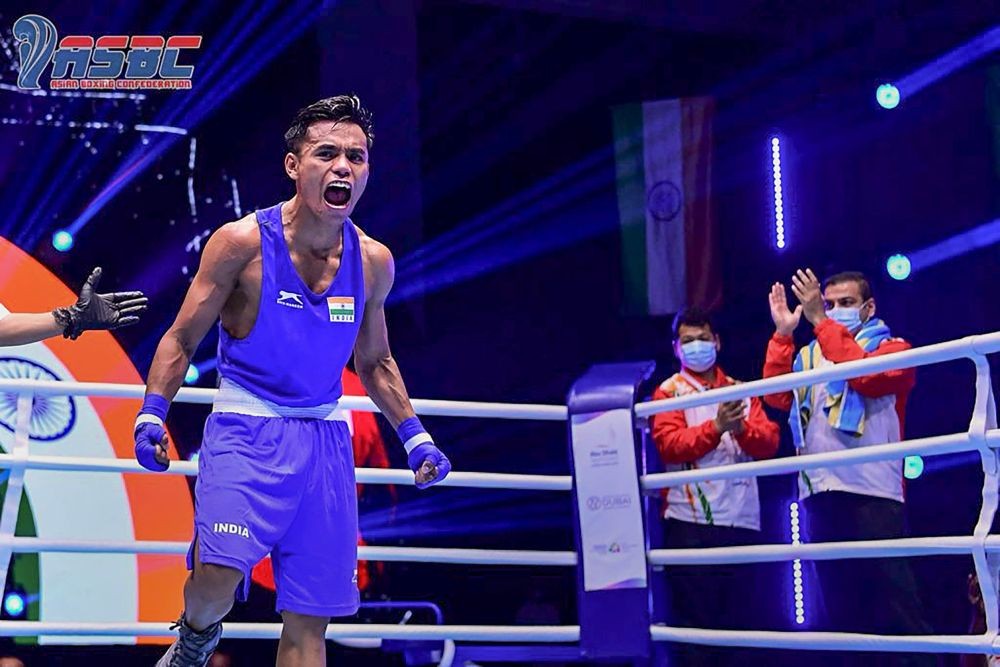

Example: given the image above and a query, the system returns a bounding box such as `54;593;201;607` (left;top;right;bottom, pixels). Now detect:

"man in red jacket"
765;269;932;666
651;307;779;666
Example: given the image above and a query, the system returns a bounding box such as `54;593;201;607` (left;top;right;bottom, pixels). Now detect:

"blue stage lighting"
908;217;1000;275
894;26;1000;103
770;137;786;250
3;591;26;617
789;502;806;625
390;164;614;304
876;83;900;109
52;230;74;252
886;254;911;280
184;364;200;385
904;455;924;480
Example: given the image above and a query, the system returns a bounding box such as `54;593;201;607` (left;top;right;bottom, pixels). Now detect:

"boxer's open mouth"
324;182;352;207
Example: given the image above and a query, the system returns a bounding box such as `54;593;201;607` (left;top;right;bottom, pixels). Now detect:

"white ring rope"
0;621;581;642
333;638;383;649
648;626;1000;655
0;428;992;496
0;621;994;655
642;430;1000;490
17;532;1000;567
439;639;456;667
1;537;577;566
14;532;1000;568
635;331;1000;418
0;454;572;490
649;535;1000;565
6;532;999;568
0;379;568;421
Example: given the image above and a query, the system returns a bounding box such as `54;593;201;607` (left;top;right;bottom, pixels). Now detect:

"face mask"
679;340;717;372
827;306;863;333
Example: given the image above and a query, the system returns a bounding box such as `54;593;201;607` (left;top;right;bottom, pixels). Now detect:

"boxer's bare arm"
353;239;441;486
146;221;258;400
353;238;415;429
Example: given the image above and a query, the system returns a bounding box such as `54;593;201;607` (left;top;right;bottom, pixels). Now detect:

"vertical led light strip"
790;501;805;625
771;137;786;250
231;178;243;218
187;137;198;218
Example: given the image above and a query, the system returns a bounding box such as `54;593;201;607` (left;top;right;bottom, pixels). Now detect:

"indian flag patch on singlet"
327;296;355;323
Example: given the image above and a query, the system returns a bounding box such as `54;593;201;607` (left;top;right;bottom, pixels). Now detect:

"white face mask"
826;301;869;333
679;340;717;372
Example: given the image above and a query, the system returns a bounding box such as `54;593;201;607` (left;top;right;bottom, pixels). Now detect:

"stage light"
904;455;924;480
876;83;900;109
3;591;26;618
51;229;74;252
771;136;786;249
886;254;911;280
231;178;243;217
184;364;200;385
789;502;806;626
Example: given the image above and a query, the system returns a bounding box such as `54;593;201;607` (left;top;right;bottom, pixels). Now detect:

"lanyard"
678;370;713;393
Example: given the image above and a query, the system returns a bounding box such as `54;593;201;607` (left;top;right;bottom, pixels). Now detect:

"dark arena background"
0;1;998;665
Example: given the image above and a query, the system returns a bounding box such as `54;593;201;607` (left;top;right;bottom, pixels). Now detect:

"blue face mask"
827;306;864;333
679;340;717;372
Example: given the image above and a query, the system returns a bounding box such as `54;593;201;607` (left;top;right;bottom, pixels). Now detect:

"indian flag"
327;296;355;323
613;97;721;316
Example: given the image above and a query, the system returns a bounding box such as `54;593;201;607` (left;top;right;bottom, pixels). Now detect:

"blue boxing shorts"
189;411;360;617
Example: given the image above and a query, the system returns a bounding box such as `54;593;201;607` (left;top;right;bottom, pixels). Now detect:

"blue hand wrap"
397;416;450;489
134;393;170;472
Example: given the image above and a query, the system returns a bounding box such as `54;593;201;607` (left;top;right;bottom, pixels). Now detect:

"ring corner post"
567;362;656;662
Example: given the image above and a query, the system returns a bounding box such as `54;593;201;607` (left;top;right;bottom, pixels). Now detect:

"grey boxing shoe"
155;616;222;667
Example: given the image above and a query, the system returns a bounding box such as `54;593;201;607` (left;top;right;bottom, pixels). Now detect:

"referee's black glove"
53;267;149;339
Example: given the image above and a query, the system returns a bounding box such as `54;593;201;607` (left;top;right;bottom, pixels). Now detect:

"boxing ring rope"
0;378;568;421
0;537;577;566
0;452;572;490
0;621;580;641
650;535;1000;565
0;331;996;657
647;627;1000;654
634;332;1000;420
0;621;997;655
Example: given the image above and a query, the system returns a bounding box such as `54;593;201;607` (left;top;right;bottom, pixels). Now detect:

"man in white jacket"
651;307;780;666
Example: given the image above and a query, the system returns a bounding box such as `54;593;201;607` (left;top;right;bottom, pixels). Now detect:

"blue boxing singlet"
216;202;366;409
